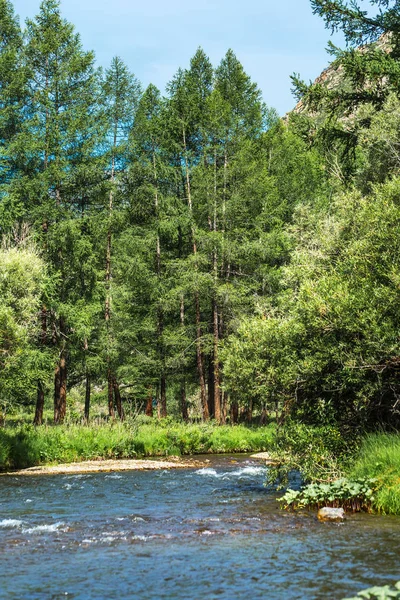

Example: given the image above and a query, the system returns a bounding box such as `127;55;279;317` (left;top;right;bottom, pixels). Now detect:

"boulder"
318;507;345;522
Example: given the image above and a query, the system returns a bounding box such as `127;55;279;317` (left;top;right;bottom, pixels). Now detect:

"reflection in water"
0;455;399;599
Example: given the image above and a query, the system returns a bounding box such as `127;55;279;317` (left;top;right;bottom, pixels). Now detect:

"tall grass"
0;421;276;471
349;433;400;514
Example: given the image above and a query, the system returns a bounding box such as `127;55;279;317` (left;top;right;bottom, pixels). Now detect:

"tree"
0;0;25;232
101;56;141;420
0;233;48;421
19;0;105;423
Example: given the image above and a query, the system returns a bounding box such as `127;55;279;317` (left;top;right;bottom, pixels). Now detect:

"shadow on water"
0;454;399;599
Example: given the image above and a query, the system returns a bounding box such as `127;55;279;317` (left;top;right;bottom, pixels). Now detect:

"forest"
1;0;400;440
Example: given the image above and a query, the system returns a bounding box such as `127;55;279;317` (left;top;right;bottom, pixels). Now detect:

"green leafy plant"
343;581;400;600
278;477;378;511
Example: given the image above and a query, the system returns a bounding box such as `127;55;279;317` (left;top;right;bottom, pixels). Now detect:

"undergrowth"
278;477;377;512
0;420;276;470
348;433;400;515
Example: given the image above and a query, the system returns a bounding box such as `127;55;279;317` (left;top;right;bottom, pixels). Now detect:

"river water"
0;454;399;600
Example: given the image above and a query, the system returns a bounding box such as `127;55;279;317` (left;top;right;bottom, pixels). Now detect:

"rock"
318;507;345;522
250;452;280;465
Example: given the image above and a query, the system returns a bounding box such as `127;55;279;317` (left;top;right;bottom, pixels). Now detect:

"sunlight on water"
1;455;400;600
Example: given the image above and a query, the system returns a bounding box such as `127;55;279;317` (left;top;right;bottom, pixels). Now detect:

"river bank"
0;420;276;471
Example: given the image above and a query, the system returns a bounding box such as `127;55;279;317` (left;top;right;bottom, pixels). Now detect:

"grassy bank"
348;433;400;515
0;420;276;471
269;424;400;515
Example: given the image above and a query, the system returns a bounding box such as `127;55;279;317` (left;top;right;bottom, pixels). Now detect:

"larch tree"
101;56;141;420
0;0;25;232
20;0;105;423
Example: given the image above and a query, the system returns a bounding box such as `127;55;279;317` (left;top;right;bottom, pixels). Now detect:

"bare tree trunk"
160;376;167;418
221;391;228;425
208;358;214;418
213;296;221;423
54;351;67;424
259;403;268;425
230;398;239;424
54;363;61;423
59;349;67;423
246;398;253;424
180;383;188;422
156;384;161;420
34;306;47;425
180;295;188;421
84;370;91;423
195;292;209;421
34;381;45;426
107;367;115;418
54;316;67;424
146;387;153;417
113;378;124;421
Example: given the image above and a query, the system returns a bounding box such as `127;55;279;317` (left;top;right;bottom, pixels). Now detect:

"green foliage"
343;581;400;600
0;239;50;408
266;422;353;486
349;433;400;514
278;477;377;511
225;177;400;428
0;421;276;470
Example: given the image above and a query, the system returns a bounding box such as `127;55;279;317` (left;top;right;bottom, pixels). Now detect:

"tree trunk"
113;378;124;421
260;404;268;425
107;367;115;418
246;398;253;424
105;147;115;417
35;305;47;425
230;398;239;424
160;376;167;418
208;358;215;418
221;391;228;425
59;350;67;423
156;384;161;420
54;363;61;423
195;292;209;421
180;382;188;422
54;338;67;425
213;296;222;423
34;380;45;426
145;387;153;417
183;127;209;421
84;370;91;423
179;295;188;421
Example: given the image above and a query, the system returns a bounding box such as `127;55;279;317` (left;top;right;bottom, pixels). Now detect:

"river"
0;454;399;599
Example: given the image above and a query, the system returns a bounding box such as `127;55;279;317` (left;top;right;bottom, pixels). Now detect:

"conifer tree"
0;0;25;231
101;56;141;420
20;0;105;423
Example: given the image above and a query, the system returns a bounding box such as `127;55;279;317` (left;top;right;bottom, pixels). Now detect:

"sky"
10;0;346;116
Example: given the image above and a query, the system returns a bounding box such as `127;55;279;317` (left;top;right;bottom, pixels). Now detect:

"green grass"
0;420;276;471
348;433;400;514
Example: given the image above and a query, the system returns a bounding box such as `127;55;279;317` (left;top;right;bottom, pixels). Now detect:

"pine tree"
102;56;141;420
19;0;105;423
0;0;25;232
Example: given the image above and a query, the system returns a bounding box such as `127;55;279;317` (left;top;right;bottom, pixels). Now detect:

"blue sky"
11;0;345;115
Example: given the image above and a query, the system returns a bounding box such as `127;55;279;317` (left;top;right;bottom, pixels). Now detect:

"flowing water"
1;455;399;599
